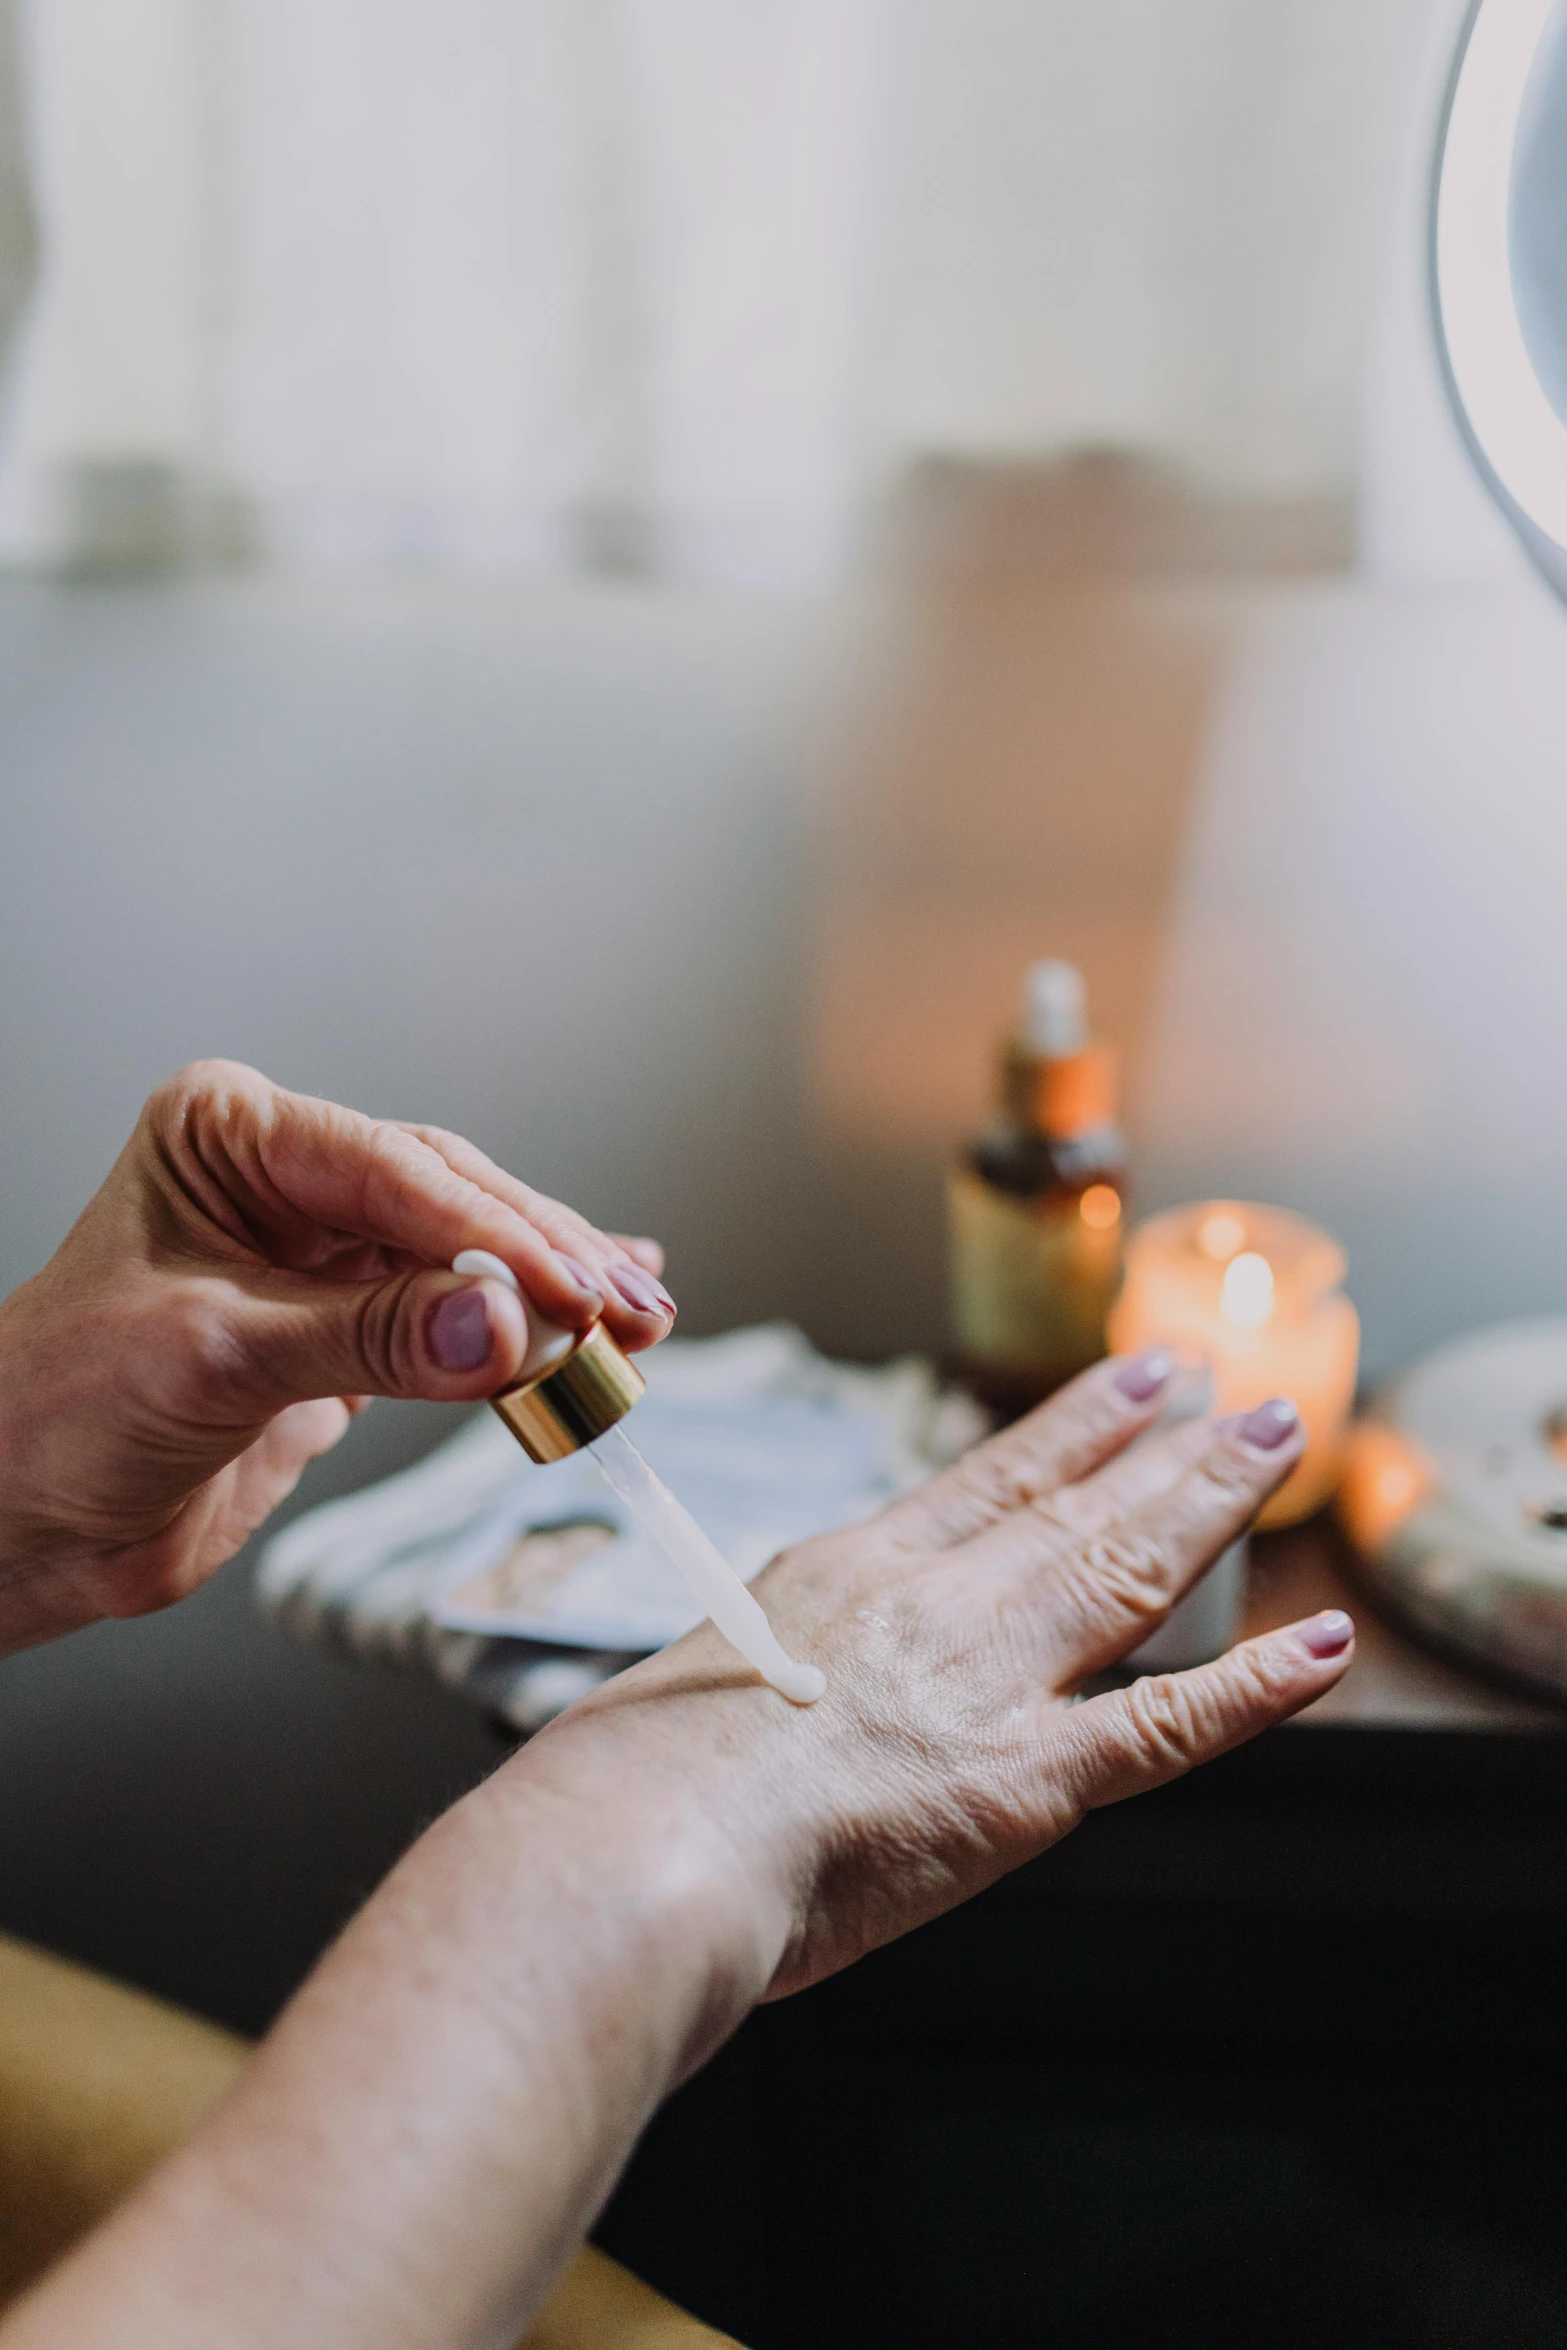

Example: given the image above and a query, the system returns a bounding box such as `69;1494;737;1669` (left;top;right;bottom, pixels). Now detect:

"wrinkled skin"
543;1358;1348;2001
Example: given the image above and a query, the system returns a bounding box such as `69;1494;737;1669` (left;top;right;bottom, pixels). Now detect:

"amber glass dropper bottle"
947;959;1127;1420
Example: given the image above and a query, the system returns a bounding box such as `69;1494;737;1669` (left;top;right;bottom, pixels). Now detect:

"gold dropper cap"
489;1320;646;1464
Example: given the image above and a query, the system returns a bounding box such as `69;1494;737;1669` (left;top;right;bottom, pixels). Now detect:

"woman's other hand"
0;1354;1351;2350
548;1353;1352;2000
0;1060;675;1652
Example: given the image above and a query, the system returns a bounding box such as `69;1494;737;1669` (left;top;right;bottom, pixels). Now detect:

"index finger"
394;1125;676;1350
878;1350;1177;1554
163;1066;605;1335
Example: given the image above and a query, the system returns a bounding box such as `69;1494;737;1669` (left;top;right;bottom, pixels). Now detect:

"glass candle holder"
1106;1201;1360;1530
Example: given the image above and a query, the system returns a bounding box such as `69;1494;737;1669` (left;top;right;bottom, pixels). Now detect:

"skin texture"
0;1068;1354;2349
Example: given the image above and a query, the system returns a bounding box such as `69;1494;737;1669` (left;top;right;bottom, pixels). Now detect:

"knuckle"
142;1062;274;1184
353;1273;429;1393
152;1281;249;1411
1229;1638;1298;1711
352;1278;404;1391
405;1121;459;1157
369;1119;464;1200
1029;1487;1093;1539
952;1445;1051;1519
1077;1525;1173;1628
1195;1449;1268;1515
146;1058;256;1126
1123;1671;1206;1771
363;1114;413;1160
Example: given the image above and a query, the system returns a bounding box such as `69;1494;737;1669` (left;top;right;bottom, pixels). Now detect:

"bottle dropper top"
1021;958;1087;1056
449;1251;826;1705
452;1249;645;1461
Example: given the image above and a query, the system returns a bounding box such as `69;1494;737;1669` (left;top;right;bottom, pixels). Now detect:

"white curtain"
0;0;1421;583
881;0;1412;501
0;1;34;379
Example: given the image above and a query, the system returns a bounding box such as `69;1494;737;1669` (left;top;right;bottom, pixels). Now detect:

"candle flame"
1219;1251;1274;1329
1197;1209;1247;1263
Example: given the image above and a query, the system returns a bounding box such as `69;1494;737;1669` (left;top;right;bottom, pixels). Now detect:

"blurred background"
4;1;1567;2336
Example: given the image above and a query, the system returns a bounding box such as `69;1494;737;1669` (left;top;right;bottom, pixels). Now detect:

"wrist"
518;1639;838;2011
502;1669;809;2054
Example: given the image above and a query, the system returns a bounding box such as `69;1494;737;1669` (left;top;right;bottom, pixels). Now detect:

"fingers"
988;1405;1306;1682
149;1065;596;1326
229;1266;532;1412
878;1349;1179;1553
146;1065;675;1352
393;1124;676;1353
612;1236;666;1277
224;1398;356;1521
958;1410;1221;1575
1050;1611;1354;1815
100;1401;361;1618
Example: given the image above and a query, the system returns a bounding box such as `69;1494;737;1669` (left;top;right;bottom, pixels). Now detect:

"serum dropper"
450;1251;826;1706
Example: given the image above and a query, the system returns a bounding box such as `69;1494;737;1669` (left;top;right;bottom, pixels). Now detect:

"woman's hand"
547;1353;1352;1999
0;1353;1354;2350
0;1060;675;1653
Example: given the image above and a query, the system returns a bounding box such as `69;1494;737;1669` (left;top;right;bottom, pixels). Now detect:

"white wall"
0;574;837;1333
0;0;1418;570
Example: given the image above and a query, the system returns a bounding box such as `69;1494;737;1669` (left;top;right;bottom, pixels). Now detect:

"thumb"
235;1268;530;1410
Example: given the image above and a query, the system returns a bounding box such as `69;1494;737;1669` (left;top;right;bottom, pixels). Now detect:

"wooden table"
1244;1524;1564;1735
599;1524;1567;2350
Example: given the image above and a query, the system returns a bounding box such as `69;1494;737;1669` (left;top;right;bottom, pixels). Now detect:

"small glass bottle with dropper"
946;960;1127;1421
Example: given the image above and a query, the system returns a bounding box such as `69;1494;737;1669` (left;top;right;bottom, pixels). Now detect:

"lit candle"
1107;1202;1360;1529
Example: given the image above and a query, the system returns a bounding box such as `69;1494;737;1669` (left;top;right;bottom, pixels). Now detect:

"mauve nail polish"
1295;1609;1354;1659
607;1259;675;1317
556;1255;605;1302
430;1286;492;1373
1113;1346;1176;1403
1236;1397;1300;1451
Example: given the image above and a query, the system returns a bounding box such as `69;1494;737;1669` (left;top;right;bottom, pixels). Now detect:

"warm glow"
1079;1183;1121;1231
1338;1424;1432;1551
1219;1251;1274;1329
1197;1209;1247;1263
1376;1461;1422;1514
1108;1202;1359;1531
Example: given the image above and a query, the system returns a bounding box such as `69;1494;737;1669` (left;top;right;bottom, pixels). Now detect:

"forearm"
0;1720;781;2350
0;1335;1348;2345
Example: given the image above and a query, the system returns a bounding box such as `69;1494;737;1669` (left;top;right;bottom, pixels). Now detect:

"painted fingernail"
1113;1346;1176;1403
1292;1609;1354;1660
607;1259;676;1318
430;1285;493;1373
1236;1397;1300;1452
555;1254;606;1305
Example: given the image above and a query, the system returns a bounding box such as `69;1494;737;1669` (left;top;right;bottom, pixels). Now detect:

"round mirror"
1434;0;1567;598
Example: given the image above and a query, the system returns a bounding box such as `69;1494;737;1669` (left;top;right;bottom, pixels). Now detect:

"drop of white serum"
450;1251;826;1705
587;1422;827;1706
